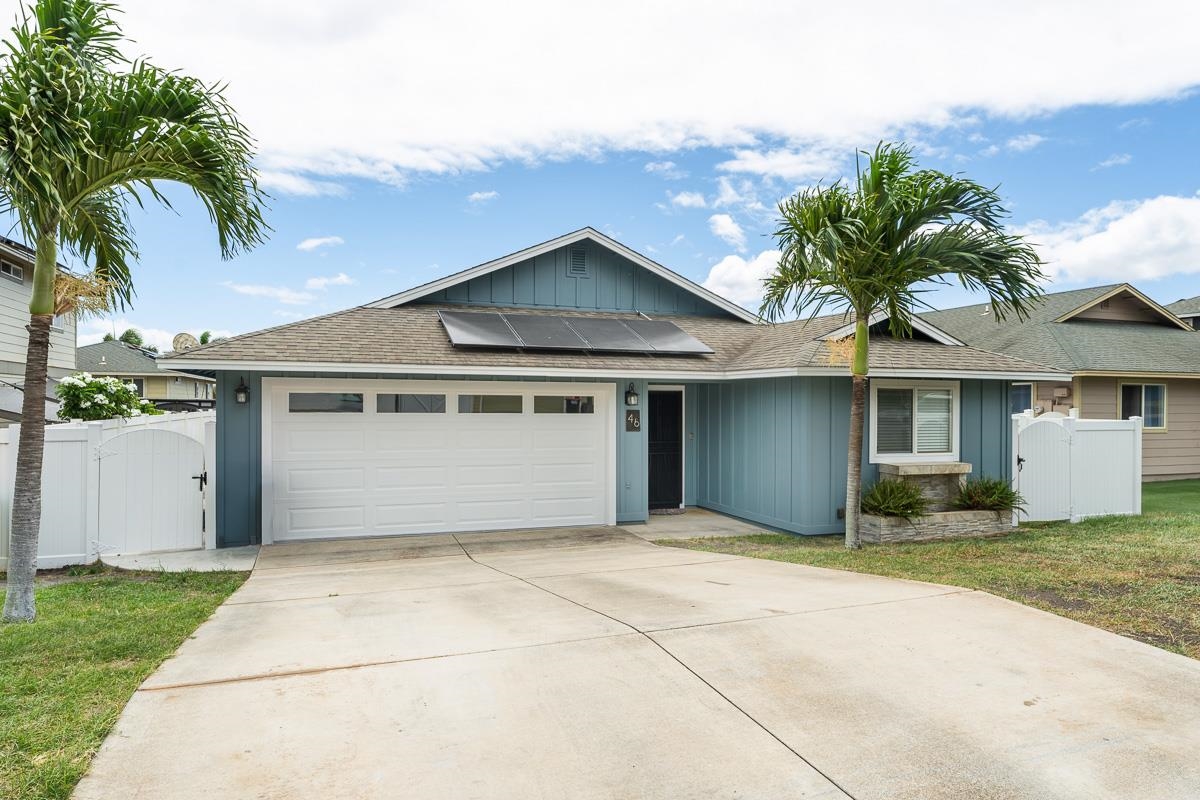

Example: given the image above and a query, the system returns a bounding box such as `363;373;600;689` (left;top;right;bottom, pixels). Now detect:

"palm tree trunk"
843;316;868;550
2;312;52;621
845;373;866;550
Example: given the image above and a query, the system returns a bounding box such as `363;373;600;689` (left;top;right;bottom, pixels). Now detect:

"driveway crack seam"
449;535;859;800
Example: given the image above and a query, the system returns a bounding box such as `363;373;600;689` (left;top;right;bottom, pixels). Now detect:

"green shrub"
952;477;1025;513
861;478;928;519
56;372;163;421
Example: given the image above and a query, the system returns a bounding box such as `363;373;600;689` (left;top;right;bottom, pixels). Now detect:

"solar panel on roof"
438;309;713;355
564;317;652;352
438;310;522;348
622;318;715;354
503;314;589;350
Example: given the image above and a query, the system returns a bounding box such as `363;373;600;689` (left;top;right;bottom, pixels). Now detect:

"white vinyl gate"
98;428;205;554
0;412;214;568
1012;411;1142;523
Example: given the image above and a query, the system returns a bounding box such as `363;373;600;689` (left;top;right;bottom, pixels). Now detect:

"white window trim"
1010;381;1033;415
869;379;960;464
1119;382;1167;431
0;260;23;283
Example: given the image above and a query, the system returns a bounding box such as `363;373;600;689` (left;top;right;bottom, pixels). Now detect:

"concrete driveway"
75;527;1200;799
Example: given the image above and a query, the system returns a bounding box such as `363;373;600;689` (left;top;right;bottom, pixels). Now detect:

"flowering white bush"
56;372;162;421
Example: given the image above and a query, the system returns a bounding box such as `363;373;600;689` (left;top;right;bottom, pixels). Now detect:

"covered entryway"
263;379;615;542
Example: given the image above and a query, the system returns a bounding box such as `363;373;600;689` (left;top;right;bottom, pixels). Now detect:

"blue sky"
6;1;1199;349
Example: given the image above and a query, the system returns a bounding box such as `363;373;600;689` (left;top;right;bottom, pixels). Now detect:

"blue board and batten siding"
414;241;735;317
692;378;1013;535
215;369;1012;546
214;371;663;547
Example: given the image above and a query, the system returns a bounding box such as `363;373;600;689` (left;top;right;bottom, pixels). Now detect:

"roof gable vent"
567;247;589;278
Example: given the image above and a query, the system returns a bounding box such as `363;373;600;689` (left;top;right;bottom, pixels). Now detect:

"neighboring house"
0;236;75;422
164;228;1065;548
924;283;1200;481
1166;294;1200;330
76;339;215;411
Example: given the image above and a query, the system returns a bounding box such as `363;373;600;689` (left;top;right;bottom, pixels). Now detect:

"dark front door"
648;390;683;510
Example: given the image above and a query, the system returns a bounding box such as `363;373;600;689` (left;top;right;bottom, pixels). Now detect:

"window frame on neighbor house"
1119;382;1166;430
869;379;960;464
0;260;22;283
1009;382;1034;416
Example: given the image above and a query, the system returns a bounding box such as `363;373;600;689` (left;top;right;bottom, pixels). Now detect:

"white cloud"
272;310;307;320
1092;153;1132;170
668;190;707;209
296;235;345;252
77;320;234;352
222;281;315;305
467;190;499;204
107;1;1200;187
712;176;770;216
1006;133;1047;152
644;160;687;179
1020;194;1200;283
717;147;842;182
708;214;746;250
256;169;346;197
702;249;781;308
304;272;355;290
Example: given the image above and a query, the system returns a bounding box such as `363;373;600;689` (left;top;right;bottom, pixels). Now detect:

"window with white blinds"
870;381;959;462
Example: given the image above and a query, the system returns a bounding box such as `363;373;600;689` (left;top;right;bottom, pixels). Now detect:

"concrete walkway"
75;528;1200;799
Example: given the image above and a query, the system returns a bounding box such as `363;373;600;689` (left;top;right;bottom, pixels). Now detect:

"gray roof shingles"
164;304;1063;378
77;340;162;374
922;285;1200;375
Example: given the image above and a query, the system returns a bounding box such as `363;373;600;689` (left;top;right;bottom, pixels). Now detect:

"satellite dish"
172;332;200;352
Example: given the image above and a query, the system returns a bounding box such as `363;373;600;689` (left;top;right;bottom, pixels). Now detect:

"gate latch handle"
1016;456;1025;472
192;471;208;490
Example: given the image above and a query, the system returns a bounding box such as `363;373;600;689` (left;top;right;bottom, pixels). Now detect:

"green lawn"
669;480;1200;660
0;569;247;800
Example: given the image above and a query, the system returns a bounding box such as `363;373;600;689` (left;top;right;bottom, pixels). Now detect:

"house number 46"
625;409;641;432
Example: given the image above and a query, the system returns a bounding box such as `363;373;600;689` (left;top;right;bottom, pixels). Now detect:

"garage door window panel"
288;393;364;413
534;395;595;414
377;393;446;413
458;394;523;413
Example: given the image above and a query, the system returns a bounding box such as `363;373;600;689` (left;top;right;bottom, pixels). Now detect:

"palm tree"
199;330;212;345
760;143;1043;549
1;0;267;621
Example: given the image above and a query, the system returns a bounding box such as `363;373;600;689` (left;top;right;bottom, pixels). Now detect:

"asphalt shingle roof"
922;284;1200;375
164;304;1063;378
1166;295;1200;317
77;340;162;374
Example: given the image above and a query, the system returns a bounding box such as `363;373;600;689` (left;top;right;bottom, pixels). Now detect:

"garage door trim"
260;378;617;543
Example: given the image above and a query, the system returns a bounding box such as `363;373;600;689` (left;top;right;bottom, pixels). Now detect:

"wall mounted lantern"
625;383;639;407
234;378;250;405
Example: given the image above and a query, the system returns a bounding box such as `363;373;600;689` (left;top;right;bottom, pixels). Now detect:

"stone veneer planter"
860;510;1012;544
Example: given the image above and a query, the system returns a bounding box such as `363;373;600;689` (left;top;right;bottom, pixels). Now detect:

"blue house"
165;228;1067;547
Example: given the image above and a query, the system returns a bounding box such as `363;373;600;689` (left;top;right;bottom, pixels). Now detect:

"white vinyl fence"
1012;410;1142;524
0;411;215;569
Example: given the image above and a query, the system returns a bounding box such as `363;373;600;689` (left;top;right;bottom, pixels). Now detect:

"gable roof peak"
363;227;761;324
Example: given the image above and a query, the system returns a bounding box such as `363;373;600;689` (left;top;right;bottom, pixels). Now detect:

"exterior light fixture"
625;383;639;406
234;378;250;405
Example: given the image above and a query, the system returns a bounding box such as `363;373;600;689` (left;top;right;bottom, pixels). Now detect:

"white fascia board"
363;227;761;324
819;310;965;346
165;358;1070;383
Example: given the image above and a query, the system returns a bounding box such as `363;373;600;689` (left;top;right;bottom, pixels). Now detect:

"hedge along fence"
0;411;215;569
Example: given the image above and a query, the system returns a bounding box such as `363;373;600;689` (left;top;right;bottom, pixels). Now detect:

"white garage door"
264;379;615;542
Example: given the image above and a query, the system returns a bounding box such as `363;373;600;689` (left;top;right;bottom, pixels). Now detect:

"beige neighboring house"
924;283;1200;481
0;236;76;422
76;339;214;411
